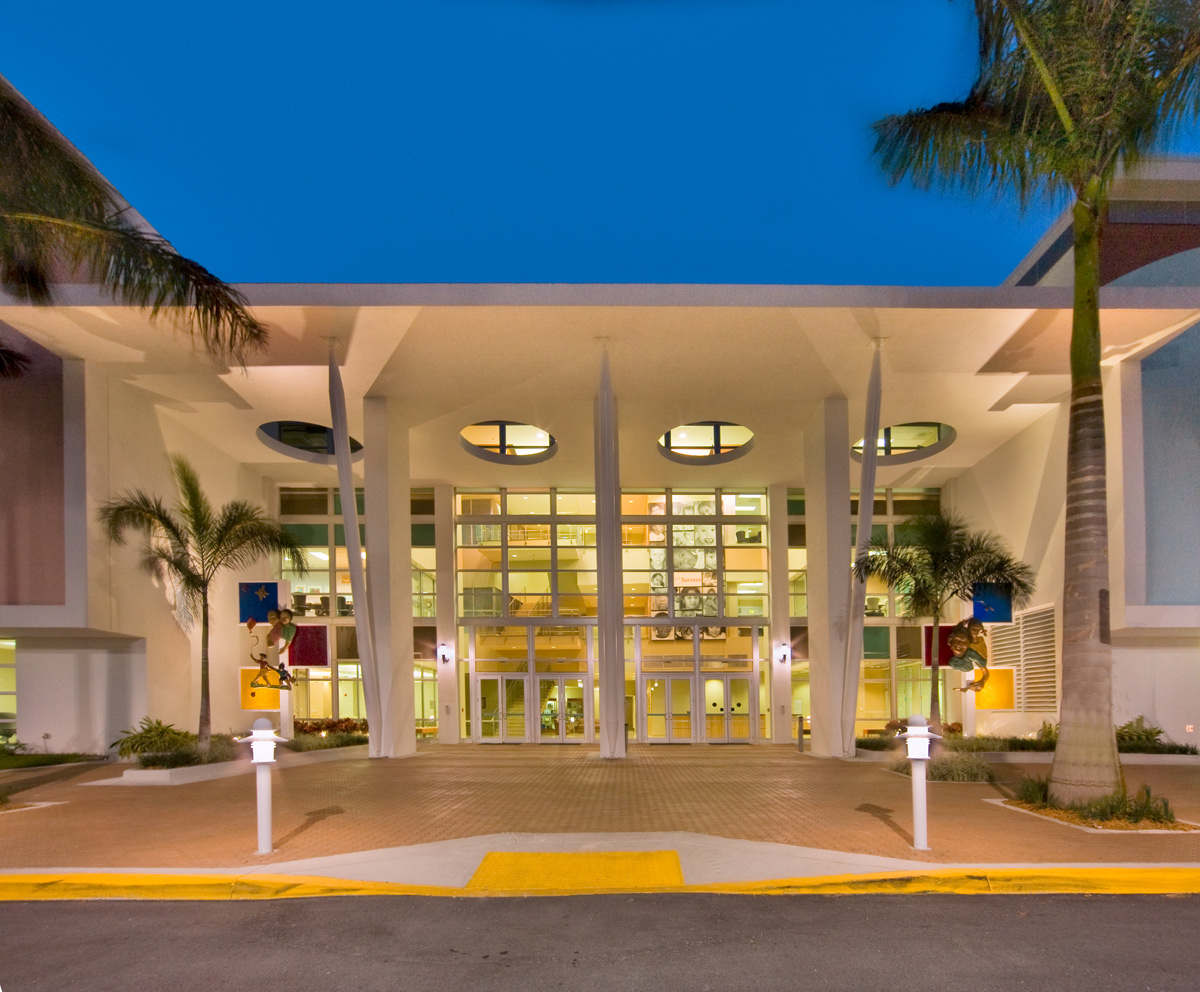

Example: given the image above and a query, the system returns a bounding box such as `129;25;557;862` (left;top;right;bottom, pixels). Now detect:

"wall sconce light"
777;644;791;665
439;644;450;665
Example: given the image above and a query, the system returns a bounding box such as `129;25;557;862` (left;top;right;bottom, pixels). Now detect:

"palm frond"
0;74;267;366
170;455;215;551
854;511;1035;621
872;102;1064;207
205;501;308;580
0;342;30;378
877;0;1200;204
0;213;266;366
99;490;189;549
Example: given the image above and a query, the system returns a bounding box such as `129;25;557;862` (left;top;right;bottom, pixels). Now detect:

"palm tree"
871;1;1200;802
100;455;307;750
0;73;267;368
854;511;1035;735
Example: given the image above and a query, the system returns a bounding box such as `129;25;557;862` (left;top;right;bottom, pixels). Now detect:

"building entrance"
643;676;693;743
536;676;588;743
477;676;527;742
702;675;754;743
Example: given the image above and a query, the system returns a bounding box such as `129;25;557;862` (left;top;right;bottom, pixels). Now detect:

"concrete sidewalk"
2;743;1199;897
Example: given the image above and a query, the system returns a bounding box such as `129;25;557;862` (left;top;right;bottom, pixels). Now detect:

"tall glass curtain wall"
788;488;945;740
0;639;15;743
456;489;771;744
279;487;438;729
278;485;944;742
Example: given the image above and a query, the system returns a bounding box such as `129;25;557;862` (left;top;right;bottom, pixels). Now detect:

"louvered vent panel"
1019;605;1058;712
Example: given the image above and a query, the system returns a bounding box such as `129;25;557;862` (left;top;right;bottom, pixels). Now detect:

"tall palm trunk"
198;594;211;752
1049;186;1122;804
929;608;942;737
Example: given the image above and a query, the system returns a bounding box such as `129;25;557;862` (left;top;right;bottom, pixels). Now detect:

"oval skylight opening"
258;421;363;465
460;420;557;464
852;422;956;465
658;422;754;465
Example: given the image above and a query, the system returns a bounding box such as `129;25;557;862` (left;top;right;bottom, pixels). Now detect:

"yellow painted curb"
0;866;1198;900
691;867;1200;896
0;873;462;901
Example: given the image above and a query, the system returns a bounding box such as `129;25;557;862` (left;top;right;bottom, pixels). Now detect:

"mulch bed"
1005;799;1200;831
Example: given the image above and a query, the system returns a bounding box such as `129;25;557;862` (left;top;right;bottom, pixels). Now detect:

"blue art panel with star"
239;582;281;623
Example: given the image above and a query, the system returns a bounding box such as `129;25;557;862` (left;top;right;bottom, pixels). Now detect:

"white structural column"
595;352;626;758
843;340;884;754
804;396;854;757
767;484;793;743
434;482;459;742
363;395;416;758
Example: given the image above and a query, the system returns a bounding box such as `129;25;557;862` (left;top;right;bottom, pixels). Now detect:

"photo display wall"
627;493;766;640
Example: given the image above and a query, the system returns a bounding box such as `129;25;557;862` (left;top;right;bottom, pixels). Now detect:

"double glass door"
703;676;753;743
537;677;587;743
478;676;527;742
644;677;693;743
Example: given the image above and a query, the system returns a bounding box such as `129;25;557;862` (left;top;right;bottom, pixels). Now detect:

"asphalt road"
2;894;1198;992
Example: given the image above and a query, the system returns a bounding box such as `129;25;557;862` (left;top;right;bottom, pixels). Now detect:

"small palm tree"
0;74;267;368
871;1;1200;802
854;511;1035;734
100;455;307;750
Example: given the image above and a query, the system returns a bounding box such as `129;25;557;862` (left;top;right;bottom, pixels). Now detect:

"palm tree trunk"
929;610;942;739
198;594;211;753
1049;188;1122;804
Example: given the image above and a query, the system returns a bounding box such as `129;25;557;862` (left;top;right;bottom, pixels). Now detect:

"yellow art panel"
975;668;1014;709
240;668;281;710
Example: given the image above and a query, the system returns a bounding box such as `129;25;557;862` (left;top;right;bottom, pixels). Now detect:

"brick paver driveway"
2;744;1199;870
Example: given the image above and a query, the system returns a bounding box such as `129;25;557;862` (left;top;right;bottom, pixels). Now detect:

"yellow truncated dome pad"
467;851;685;891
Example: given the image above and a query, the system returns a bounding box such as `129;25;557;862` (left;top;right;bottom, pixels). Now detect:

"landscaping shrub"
1036;720;1058;745
1115;716;1163;748
293;718;368;735
888;751;995;782
1013;775;1177;824
284;731;370;751
945;734;1056;752
0;752;100;770
854;736;899;751
112;718;197;758
135;733;238;769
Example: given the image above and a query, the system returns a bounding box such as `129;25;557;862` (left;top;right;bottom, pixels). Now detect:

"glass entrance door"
703;675;754;743
644;676;693;743
537;677;587;743
478;676;528;742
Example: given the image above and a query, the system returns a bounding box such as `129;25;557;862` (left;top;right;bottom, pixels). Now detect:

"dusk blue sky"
4;1;1199;286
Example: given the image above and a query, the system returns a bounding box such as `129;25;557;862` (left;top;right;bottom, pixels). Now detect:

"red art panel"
288;624;330;667
922;625;957;667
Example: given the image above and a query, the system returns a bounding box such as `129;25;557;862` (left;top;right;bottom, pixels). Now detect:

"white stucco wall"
75;368;277;739
945;402;1067;736
1112;640;1200;747
15;638;146;755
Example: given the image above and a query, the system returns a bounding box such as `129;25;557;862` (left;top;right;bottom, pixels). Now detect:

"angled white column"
595;352;626;758
363;395;416;758
768;483;793;743
804;396;853;758
330;348;383;754
843;340;884;753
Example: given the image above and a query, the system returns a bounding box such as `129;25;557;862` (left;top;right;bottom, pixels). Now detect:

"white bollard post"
237;718;287;856
910;753;929;851
898;715;940;852
255;761;273;854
